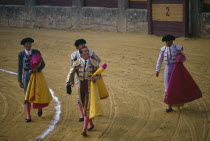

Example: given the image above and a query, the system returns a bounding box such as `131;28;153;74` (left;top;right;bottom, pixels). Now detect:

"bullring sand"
0;27;210;141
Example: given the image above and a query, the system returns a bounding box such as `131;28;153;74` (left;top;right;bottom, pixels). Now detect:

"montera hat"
21;37;34;45
74;39;87;47
162;34;175;42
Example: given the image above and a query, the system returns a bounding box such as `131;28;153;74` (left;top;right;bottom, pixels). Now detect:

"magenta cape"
164;52;202;104
30;53;42;69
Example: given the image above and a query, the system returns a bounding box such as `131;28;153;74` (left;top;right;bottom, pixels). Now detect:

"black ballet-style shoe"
25;118;32;122
81;132;87;137
79;117;84;122
165;108;173;112
87;125;94;131
38;109;43;117
38;111;42;117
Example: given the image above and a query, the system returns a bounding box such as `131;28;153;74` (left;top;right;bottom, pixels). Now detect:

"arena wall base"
0;0;209;37
0;1;148;34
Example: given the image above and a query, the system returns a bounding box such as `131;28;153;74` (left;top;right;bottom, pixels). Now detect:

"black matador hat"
74;39;87;47
162;34;175;42
20;37;34;45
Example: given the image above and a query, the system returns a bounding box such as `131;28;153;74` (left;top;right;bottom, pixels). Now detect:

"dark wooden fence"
36;0;72;6
129;0;147;9
85;0;118;8
203;0;210;12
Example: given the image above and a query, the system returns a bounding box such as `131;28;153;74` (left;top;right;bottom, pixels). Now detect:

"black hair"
74;39;87;47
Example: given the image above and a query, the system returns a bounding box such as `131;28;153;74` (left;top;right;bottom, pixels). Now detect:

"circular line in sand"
0;68;61;140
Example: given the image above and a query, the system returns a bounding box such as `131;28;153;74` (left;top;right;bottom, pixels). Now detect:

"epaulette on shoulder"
90;59;99;67
160;46;166;52
70;51;77;60
89;49;94;55
18;51;25;58
72;59;82;67
175;45;183;51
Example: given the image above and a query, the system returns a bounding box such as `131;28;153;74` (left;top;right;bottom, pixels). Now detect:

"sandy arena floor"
0;27;210;141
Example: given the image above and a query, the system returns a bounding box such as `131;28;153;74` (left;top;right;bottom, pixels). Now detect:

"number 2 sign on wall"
152;4;183;22
148;0;188;37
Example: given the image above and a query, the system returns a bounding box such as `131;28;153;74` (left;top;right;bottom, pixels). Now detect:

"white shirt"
81;58;89;71
25;49;32;55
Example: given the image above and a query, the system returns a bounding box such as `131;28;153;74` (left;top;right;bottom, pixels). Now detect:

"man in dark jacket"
18;37;45;122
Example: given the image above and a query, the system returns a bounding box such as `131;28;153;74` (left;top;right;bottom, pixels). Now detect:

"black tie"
84;61;87;72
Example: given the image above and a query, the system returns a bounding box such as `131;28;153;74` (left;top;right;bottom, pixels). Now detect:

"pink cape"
164;52;202;104
30;53;42;69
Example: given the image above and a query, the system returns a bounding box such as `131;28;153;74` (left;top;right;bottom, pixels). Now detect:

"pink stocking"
26;103;31;119
168;104;172;109
82;116;88;133
78;102;84;118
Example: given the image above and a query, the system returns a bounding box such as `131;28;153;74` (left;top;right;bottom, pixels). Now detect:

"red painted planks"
85;0;118;8
152;21;185;37
129;1;147;9
152;0;183;4
36;0;72;6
